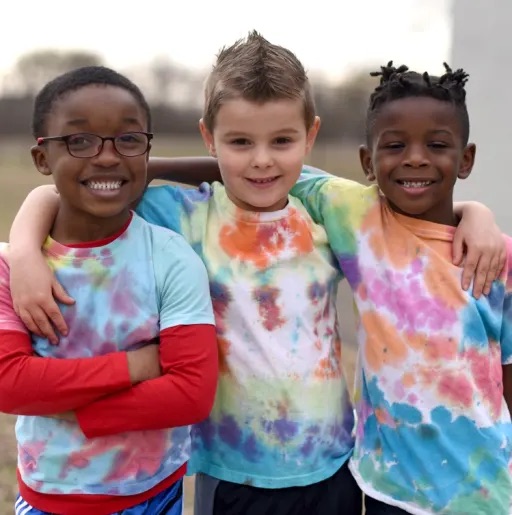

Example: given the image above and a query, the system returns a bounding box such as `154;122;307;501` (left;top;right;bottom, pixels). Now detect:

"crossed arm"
0;251;218;437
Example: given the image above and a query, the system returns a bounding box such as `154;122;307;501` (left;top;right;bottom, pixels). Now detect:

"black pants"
365;495;409;515
212;462;362;515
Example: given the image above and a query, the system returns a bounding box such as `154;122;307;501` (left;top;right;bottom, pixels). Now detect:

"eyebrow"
222;128;301;138
64;117;143;127
380;129;454;137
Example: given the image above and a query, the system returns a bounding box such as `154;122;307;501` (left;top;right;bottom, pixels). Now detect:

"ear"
199;119;216;157
458;143;476;180
31;144;52;177
359;145;376;182
305;116;321;154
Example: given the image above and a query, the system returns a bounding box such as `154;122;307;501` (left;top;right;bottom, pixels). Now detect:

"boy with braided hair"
292;61;512;514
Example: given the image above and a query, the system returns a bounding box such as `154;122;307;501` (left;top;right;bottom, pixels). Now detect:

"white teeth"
251;177;276;183
86;181;122;190
401;181;432;188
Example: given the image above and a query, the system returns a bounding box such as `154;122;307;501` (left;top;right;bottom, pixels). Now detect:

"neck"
51;204;131;245
389;200;458;227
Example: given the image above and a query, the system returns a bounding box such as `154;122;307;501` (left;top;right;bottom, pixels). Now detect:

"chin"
82;205;128;219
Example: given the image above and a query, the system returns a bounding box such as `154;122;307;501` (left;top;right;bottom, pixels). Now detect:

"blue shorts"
15;478;183;515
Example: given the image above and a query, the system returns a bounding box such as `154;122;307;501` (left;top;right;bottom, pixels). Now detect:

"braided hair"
366;61;470;144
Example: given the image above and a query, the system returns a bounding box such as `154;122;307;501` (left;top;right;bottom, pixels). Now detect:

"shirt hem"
192;452;350;488
348;460;434;515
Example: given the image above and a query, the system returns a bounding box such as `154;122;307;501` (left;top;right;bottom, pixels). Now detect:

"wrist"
126;352;141;384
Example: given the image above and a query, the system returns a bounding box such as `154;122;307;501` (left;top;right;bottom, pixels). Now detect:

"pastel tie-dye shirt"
0;213;214;496
292;169;512;514
137;182;354;488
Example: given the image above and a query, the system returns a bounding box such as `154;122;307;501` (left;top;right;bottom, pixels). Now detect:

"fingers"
460;251;477;293
52;280;75;306
452;232;464;267
18;307;59;344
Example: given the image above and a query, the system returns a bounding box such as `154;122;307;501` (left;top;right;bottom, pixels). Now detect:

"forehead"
214;97;307;133
373;96;461;135
49;85;147;131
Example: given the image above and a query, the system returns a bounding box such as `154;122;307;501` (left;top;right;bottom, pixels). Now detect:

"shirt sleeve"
290;166;379;257
500;236;512;365
0;250;132;414
136;183;212;243
154;234;215;329
76;324;218;437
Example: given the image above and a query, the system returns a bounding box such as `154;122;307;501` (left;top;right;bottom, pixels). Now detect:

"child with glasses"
6;36;506;515
0;66;218;515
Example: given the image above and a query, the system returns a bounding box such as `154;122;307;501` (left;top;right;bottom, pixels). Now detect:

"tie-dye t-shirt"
136;182;354;488
0;213;214;496
291;170;512;514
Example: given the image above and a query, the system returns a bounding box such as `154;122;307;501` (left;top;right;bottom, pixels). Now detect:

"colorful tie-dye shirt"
291;169;512;514
136;182;354;488
0;213;214;496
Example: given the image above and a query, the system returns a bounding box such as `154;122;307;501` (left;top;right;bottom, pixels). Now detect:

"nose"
92;140;121;167
403;144;429;168
250;145;274;169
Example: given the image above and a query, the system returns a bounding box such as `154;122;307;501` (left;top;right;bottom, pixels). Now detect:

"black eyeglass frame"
36;131;154;158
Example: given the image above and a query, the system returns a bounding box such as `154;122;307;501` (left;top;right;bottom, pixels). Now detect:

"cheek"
127;158;147;180
217;149;247;177
278;147;307;172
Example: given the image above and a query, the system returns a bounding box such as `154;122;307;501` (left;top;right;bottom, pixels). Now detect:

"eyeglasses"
37;132;153;158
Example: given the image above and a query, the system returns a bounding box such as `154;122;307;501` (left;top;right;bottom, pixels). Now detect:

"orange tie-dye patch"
219;209;314;269
363;311;409;371
361;204;420;270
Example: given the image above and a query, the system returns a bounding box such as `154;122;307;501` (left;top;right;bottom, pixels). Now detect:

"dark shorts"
195;461;362;515
15;478;183;515
365;495;409;515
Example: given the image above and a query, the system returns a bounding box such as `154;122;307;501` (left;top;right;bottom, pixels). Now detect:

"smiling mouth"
82;180;127;191
246;176;280;184
397;180;434;188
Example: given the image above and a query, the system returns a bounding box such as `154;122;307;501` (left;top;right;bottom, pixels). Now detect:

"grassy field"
0;135;362;513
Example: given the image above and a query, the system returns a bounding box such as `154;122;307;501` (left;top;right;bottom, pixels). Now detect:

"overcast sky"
1;0;452;81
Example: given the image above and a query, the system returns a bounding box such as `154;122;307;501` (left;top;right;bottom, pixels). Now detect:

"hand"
8;249;75;344
127;341;162;384
453;202;506;298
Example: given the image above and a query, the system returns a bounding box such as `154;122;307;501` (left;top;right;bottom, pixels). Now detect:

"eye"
382;142;404;150
116;132;147;150
230;138;251;146
66;134;96;149
428;141;449;149
117;132;144;144
274;137;292;145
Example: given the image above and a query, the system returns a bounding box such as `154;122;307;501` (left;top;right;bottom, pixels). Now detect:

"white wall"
451;0;512;233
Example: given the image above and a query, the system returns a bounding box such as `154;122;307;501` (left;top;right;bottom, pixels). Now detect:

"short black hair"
32;65;152;137
366;61;470;145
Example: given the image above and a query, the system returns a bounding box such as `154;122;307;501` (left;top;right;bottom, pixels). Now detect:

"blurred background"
0;0;503;512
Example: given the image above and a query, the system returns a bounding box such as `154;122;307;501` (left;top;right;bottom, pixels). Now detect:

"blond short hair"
203;30;316;131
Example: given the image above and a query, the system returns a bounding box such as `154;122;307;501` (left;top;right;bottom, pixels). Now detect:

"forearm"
453;200;490;220
9;185;60;254
76;324;218;437
148;156;221;186
0;331;131;415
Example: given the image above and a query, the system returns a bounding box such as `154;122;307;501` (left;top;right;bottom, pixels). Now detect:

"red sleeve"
76;324;218;438
0;330;132;415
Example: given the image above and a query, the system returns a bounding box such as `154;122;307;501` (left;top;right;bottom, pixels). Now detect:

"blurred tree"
315;70;375;143
13;50;103;96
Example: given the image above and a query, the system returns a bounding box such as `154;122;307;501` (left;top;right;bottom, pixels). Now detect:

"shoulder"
140;182;213;206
